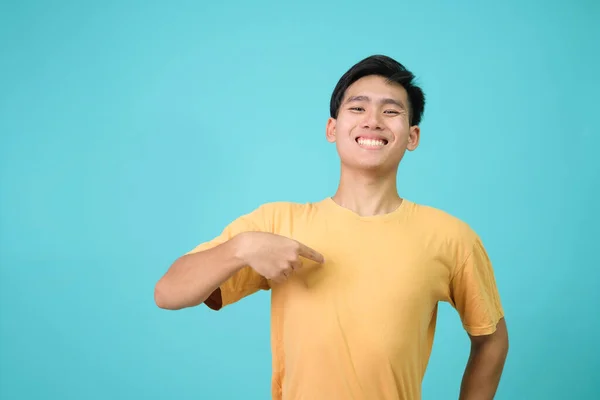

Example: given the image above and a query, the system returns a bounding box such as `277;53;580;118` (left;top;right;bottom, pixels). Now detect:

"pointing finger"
297;243;325;264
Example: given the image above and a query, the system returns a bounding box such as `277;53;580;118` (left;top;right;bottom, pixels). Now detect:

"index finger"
297;242;325;264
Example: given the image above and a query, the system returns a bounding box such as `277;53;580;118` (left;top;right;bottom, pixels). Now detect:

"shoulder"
257;200;313;213
406;200;480;249
258;199;321;219
246;199;322;229
406;201;491;272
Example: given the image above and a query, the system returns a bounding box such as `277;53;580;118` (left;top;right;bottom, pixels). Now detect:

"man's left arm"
459;318;509;399
449;232;509;399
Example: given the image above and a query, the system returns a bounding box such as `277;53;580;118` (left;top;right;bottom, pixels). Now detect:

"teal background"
1;0;598;399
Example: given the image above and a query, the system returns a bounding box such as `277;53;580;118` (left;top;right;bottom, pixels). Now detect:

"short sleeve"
186;205;271;310
449;235;504;336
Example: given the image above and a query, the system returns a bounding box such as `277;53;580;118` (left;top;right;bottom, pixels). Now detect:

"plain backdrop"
1;0;598;399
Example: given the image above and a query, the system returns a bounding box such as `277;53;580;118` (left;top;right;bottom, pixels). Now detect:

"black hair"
329;55;425;126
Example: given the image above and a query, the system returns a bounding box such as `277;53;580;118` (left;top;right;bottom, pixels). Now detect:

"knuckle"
291;242;301;253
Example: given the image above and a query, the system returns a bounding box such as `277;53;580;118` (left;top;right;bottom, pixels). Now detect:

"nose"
361;110;383;130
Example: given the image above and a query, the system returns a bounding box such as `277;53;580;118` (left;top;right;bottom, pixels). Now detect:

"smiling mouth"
356;137;388;149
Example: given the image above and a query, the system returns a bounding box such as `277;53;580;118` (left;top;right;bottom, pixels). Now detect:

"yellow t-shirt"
187;198;504;400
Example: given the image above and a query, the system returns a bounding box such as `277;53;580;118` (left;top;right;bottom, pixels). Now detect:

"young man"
155;55;509;400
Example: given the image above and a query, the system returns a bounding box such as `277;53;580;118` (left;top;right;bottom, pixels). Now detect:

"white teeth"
357;138;386;147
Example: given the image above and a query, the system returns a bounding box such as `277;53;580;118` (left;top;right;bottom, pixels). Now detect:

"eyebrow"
345;95;406;109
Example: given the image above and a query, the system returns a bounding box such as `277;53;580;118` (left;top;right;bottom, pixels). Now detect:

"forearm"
459;339;508;399
154;236;246;310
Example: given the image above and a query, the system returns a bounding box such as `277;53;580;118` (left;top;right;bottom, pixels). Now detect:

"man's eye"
349;107;364;111
384;110;399;114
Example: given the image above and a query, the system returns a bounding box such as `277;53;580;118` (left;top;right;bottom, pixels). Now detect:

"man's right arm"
154;230;324;311
154;234;246;311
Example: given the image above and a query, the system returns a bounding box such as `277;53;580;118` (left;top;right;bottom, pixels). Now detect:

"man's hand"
235;232;325;283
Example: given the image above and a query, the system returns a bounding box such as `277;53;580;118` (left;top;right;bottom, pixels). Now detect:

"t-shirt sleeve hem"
204;282;269;311
463;313;504;336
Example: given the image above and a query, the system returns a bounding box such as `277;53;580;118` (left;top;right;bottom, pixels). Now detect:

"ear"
407;125;420;151
326;118;337;143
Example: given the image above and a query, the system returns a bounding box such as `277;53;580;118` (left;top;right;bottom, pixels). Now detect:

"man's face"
326;75;420;172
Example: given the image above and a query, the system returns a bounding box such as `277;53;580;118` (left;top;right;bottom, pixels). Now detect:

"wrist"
230;232;250;270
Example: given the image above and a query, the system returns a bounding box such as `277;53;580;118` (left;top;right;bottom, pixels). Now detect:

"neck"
331;165;403;217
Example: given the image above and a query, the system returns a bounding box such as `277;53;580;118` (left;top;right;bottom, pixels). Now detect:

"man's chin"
340;159;399;174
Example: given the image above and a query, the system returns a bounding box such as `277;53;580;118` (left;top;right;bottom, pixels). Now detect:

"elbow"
154;280;180;310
